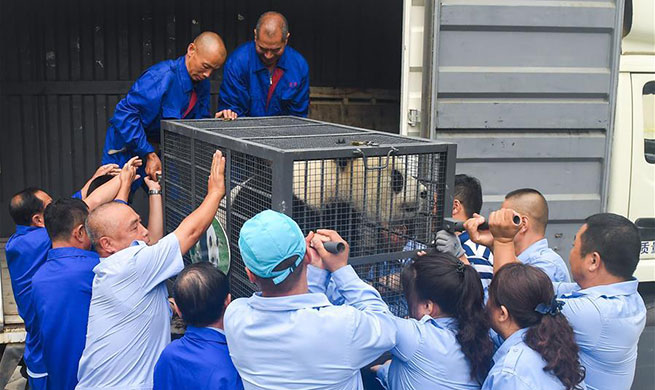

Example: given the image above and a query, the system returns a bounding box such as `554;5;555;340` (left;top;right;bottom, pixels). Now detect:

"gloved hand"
434;230;465;258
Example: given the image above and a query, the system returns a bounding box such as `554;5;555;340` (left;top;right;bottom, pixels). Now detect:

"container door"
630;75;655;281
421;0;625;261
399;0;426;137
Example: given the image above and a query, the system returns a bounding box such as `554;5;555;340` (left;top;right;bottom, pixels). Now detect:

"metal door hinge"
408;109;421;127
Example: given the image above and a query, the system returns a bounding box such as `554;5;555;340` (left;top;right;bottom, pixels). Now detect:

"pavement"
633;282;655;390
4;368;24;390
633;325;655;390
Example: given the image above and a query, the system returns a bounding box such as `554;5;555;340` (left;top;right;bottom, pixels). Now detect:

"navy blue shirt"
153;326;243;390
218;41;309;117
32;247;99;390
5;225;50;376
102;55;210;171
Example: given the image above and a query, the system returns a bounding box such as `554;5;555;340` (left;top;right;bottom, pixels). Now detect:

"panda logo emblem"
189;216;231;274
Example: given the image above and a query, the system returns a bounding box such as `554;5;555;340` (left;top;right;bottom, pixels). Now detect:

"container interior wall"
0;0;402;236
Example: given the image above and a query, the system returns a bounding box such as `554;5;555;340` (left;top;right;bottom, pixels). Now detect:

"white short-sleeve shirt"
76;233;184;390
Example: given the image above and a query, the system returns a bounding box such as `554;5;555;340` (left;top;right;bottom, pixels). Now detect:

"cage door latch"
354;146;399;170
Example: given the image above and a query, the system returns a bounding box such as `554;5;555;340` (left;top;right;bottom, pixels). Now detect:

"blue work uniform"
76;233;184;390
482;328;583;390
153;326;243;390
218;41;309;117
5;225;50;387
101;56;210;184
224;265;396;390
518;239;570;283
32;247;99;390
554;279;646;390
376;316;483;390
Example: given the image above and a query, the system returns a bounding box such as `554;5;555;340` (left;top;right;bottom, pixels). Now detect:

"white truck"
399;0;655;281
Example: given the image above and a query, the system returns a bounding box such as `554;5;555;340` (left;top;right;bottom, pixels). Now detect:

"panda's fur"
229;157;428;255
292;157;427;224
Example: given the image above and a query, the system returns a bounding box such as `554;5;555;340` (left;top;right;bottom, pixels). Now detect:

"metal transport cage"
161;117;456;317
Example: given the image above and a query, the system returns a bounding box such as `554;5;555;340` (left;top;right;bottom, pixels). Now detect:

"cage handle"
354;147;399;170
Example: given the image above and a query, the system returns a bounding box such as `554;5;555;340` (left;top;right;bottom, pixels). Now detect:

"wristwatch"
148;189;162;196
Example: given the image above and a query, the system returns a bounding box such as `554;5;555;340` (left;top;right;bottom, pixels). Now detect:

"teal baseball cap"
238;210;306;285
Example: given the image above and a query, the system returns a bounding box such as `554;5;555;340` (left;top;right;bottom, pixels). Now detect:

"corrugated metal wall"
0;0;402;236
430;0;624;260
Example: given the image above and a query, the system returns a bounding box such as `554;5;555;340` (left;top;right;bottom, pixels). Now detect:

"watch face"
188;216;231;274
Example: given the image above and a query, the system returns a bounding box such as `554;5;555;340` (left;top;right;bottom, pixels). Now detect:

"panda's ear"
336;158;351;170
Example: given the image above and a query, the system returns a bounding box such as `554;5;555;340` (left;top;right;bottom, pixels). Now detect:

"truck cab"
607;0;655;281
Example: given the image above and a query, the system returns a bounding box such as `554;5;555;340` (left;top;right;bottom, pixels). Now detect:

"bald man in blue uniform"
216;12;309;120
102;31;227;187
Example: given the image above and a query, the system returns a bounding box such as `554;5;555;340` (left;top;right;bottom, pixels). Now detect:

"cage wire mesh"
291;153;446;316
163;132;192;236
227;152;273;298
162;117;454;317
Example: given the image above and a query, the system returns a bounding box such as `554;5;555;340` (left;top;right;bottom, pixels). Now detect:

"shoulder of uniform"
137;59;176;86
286;46;309;70
501;342;527;372
223;296;248;317
156;340;181;364
228;42;253;62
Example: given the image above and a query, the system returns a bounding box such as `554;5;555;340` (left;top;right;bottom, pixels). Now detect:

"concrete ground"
633;282;655;390
4;369;24;390
633;325;655;390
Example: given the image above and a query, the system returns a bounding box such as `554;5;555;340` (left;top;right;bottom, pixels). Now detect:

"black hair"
173;262;230;327
454;174;483;218
9;187;47;226
581;213;640;280
255;255;306;294
87;174;114;197
402;252;493;381
255;11;289;40
489;263;585;390
44;198;89;242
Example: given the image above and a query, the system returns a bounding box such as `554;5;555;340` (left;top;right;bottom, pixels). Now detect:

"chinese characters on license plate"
641;241;655;255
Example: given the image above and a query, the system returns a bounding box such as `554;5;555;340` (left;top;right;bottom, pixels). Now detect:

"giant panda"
228;156;429;257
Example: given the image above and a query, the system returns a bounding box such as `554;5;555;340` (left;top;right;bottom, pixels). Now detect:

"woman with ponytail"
374;252;494;390
484;263;586;390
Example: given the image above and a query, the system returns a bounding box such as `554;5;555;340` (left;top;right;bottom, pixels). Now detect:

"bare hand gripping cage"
161;117;456;317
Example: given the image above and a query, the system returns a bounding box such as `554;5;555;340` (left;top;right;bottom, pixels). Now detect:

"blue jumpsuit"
101;55;210;186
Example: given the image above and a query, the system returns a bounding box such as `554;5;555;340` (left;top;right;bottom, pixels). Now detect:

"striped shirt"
459;232;494;289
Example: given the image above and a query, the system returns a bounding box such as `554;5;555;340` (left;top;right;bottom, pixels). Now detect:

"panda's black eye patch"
391;169;404;194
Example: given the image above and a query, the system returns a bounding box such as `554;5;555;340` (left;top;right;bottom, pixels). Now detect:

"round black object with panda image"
188;216;231;275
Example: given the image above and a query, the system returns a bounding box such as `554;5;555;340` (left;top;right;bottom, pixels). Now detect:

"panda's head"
340;157;428;223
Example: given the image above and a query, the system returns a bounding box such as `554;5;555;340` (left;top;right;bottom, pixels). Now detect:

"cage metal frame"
161;117;457;312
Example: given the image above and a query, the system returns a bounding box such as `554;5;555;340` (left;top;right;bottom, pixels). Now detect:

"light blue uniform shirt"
76;233;184;390
376;316;481;390
554;279;646;390
518;239;570;283
224;265;396;390
482;328;580;390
